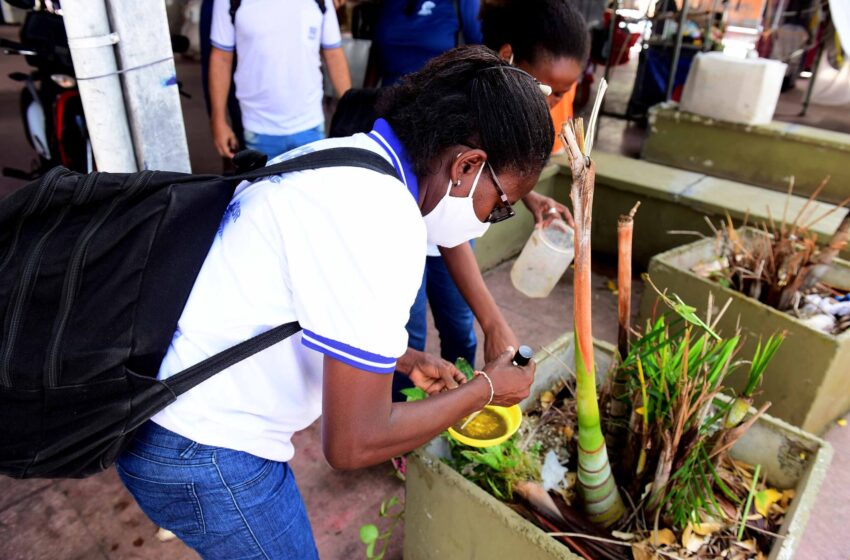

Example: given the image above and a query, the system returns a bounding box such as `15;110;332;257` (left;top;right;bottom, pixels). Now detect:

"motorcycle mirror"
5;0;35;9
170;35;190;54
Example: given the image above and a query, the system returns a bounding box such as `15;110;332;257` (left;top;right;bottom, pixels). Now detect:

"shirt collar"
367;118;419;201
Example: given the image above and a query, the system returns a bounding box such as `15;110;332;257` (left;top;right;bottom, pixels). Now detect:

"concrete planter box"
638;228;850;434
474;153;848;272
549;152;850;268
642;103;850;205
405;333;832;560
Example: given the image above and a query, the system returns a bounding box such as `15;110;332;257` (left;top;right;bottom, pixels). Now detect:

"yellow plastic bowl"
447;404;522;448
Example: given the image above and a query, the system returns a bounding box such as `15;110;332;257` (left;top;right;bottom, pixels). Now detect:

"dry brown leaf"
691;520;723;536
540;390;555;409
561;424;574;440
780;488;796;508
682;524;706;553
631;541;658;560
734;539;757;552
649;528;677;547
612;530;636;541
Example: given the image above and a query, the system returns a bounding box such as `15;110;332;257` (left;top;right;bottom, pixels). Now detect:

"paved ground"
2;21;850;560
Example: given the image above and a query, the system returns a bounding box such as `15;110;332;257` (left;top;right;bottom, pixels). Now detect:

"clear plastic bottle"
510;219;575;298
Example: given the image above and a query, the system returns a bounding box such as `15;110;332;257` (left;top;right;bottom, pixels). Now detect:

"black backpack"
0;148;398;479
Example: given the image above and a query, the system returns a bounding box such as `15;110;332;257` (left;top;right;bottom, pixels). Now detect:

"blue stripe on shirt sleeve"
301;330;397;374
321;42;342;50
211;39;235;52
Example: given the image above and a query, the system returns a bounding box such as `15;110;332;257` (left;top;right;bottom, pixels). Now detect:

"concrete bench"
642;103;850;205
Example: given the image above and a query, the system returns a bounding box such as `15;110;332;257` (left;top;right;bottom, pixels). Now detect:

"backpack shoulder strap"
163;322;302;397
229;0;241;25
230;147;399;183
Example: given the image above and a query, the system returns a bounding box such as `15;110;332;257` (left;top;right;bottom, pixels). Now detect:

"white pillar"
61;0;137;172
106;0;192;173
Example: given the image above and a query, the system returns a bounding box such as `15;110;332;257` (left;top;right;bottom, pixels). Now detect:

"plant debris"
441;290;792;559
692;183;850;335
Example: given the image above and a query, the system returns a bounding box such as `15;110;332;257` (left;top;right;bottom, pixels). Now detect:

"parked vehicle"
1;5;91;179
1;0;191;180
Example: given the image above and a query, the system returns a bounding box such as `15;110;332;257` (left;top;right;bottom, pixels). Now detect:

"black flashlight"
512;345;534;367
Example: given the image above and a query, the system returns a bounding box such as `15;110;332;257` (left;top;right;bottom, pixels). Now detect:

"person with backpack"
107;47;549;558
208;0;351;160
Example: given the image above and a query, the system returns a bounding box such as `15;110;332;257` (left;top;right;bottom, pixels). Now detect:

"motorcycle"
2;3;91;179
1;0;191;180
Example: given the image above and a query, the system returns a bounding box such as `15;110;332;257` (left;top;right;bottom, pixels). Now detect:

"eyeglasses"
484;161;515;224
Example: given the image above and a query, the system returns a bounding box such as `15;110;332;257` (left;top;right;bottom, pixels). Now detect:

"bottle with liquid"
510;219;574;298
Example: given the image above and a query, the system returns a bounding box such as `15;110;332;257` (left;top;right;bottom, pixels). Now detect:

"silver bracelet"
475;370;494;407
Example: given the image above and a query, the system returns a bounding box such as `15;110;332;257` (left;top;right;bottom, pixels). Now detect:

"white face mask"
423;162;491;248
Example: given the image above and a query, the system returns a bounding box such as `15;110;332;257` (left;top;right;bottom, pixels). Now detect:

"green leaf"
365;540;376;559
400;387;427;402
359;524;379;545
455;357;476;381
385;496;399;511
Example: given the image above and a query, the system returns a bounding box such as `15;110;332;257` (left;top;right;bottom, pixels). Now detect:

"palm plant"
560;80;626;527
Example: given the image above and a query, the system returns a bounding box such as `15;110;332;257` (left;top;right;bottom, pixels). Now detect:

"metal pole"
799;31;827;117
704;0;719;50
602;0;622;87
60;0;137;172
666;0;690;101
106;0;192;172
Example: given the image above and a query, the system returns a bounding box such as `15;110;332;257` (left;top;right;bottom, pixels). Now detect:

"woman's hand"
399;349;467;394
483;321;519;364
521;191;574;228
477;346;535;407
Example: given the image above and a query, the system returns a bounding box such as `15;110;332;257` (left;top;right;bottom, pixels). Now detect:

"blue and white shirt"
210;0;343;135
373;0;483;86
152;126;426;462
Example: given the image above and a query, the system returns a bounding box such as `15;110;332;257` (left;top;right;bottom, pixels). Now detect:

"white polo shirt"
210;0;342;135
152;129;426;462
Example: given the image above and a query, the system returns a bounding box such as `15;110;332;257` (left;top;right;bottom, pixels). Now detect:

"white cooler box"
679;52;787;125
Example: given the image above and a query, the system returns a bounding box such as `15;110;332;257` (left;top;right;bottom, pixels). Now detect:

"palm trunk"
560;88;625;526
608;203;640;475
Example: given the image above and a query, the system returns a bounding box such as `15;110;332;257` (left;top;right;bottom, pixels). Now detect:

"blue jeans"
393;253;477;400
244;125;325;160
117;422;318;560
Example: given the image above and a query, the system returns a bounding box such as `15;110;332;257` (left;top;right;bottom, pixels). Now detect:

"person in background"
208;0;352;160
199;0;244;164
117;47;545;558
480;0;590;154
365;0;483;88
357;1;572;399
